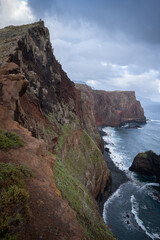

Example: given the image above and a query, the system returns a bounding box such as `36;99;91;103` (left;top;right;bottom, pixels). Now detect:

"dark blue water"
103;103;160;240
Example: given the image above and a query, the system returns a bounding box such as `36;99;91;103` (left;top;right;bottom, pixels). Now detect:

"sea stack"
129;150;160;183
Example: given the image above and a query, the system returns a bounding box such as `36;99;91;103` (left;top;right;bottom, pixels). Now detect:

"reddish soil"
0;122;86;240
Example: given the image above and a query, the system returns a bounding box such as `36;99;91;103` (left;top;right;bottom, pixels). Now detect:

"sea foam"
131;195;160;240
102;127;128;171
103;185;123;223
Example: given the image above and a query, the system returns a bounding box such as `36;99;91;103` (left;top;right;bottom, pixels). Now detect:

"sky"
1;0;160;102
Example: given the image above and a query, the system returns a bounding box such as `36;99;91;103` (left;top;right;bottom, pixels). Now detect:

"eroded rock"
129;150;160;183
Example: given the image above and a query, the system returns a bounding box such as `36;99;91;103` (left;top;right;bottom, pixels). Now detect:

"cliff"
93;90;146;126
76;84;146;127
0;21;116;240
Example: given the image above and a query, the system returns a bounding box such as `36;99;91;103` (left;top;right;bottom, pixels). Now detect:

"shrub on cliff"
0;162;33;239
0;130;24;149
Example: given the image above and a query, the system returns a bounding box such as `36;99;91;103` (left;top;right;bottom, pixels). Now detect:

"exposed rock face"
75;84;103;149
0;22;116;239
0;20;109;199
0;21;79;138
129;151;160;183
93;90;146;126
76;85;146;127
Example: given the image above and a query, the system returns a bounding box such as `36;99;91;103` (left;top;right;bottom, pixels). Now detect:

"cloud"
1;0;160;101
42;15;160;101
86;80;98;87
28;0;160;43
0;0;35;28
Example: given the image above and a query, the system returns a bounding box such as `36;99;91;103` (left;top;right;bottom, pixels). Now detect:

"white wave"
131;195;160;240
121;123;129;128
139;183;160;191
103;186;122;223
102;127;128;171
109;147;128;171
150;119;160;123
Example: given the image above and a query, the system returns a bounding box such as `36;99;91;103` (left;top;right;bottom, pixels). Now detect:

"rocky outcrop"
0;20;109;199
76;85;146;127
0;21;79;140
129;151;160;183
0;22;116;239
93;90;146;126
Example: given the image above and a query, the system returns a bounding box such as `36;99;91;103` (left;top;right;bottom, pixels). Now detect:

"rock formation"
76;85;146;127
0;21;116;240
0;20;146;240
129;150;160;183
93;90;146;126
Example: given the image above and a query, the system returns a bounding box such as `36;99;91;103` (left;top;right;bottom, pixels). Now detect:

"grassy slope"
0;130;32;240
54;123;116;240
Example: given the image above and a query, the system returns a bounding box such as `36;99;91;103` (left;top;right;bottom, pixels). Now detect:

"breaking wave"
131;195;160;240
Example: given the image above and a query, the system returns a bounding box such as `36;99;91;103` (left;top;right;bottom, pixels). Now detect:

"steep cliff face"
75;84;103;149
0;21;79;138
93;90;146;126
76;84;145;127
0;22;115;240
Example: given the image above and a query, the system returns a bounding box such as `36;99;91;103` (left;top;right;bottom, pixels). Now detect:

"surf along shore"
98;127;129;216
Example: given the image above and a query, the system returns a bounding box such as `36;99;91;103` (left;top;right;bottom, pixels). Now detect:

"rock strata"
76;85;146;127
129;150;160;183
93;90;146;126
0;21;116;240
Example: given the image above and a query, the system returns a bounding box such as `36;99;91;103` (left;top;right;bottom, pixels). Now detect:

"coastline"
98;128;129;216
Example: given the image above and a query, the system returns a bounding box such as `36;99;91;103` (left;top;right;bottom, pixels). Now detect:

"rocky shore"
98;128;129;215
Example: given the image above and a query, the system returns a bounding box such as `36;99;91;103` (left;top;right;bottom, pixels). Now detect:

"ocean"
102;103;160;240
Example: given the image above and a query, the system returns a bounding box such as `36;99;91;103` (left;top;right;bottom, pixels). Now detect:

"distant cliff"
76;84;146;127
94;90;146;126
0;21;116;240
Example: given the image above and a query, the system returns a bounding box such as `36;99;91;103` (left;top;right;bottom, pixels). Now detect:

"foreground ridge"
0;21;117;239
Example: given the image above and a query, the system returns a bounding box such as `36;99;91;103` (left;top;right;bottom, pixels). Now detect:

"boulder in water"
104;147;110;153
129;150;160;183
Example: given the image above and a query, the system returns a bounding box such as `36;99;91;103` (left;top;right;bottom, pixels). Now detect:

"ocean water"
102;103;160;240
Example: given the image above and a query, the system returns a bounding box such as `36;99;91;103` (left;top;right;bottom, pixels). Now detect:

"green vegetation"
54;123;115;240
0;130;24;149
44;126;57;136
0;162;33;239
58;128;103;183
54;157;115;240
58;136;64;150
46;112;57;125
44;112;59;138
138;152;148;158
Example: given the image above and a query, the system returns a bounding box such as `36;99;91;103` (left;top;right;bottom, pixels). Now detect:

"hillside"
0;21;116;240
0;21;146;240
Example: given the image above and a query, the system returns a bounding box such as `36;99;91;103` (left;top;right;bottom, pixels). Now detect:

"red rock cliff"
0;21;116;240
76;84;146;127
93;90;146;126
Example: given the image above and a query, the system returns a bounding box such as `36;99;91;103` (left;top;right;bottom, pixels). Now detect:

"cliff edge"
0;21;116;240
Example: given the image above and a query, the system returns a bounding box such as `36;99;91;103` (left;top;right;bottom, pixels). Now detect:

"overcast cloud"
1;0;160;102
